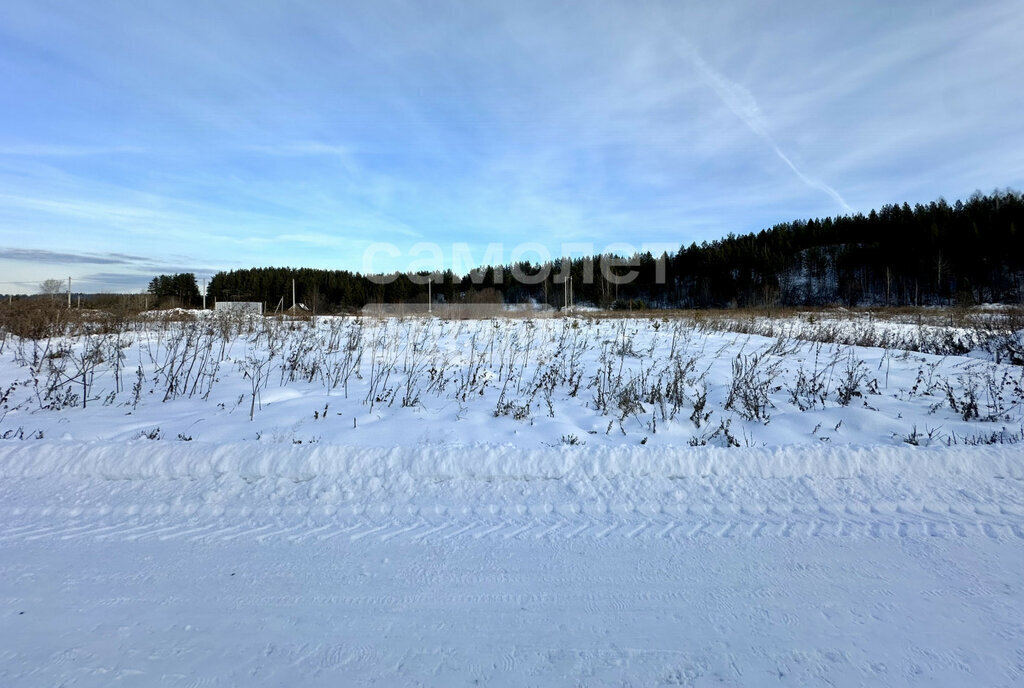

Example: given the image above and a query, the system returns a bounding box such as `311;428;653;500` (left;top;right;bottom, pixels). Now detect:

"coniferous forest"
205;190;1024;311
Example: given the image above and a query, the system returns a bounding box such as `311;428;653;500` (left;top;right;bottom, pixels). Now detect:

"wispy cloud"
0;248;148;264
0;144;147;157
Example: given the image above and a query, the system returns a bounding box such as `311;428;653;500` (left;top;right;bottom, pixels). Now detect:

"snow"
2;313;1023;685
2;314;1021;448
1;440;1022;481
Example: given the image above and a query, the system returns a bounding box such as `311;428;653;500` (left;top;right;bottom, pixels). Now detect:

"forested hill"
207;190;1024;311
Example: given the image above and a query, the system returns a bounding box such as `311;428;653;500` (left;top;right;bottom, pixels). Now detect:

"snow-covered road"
2;443;1023;686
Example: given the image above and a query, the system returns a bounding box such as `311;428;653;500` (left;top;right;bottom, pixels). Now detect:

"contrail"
684;44;852;212
767;142;852;211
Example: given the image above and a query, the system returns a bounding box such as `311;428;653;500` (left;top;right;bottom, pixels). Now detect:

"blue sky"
1;0;1023;293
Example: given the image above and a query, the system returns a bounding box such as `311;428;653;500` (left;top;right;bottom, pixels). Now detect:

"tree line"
193;190;1023;311
147;273;200;306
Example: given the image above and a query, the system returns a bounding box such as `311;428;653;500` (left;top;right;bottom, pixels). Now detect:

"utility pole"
67;277;71;308
292;279;296;311
202;278;207;310
428;276;432;314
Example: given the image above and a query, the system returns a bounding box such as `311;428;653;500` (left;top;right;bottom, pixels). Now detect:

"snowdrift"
2;441;1021;481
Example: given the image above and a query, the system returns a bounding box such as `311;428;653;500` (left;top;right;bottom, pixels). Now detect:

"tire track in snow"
5;505;1024;544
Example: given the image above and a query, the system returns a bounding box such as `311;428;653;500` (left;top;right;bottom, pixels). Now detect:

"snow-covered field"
2;312;1022;447
1;313;1023;685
